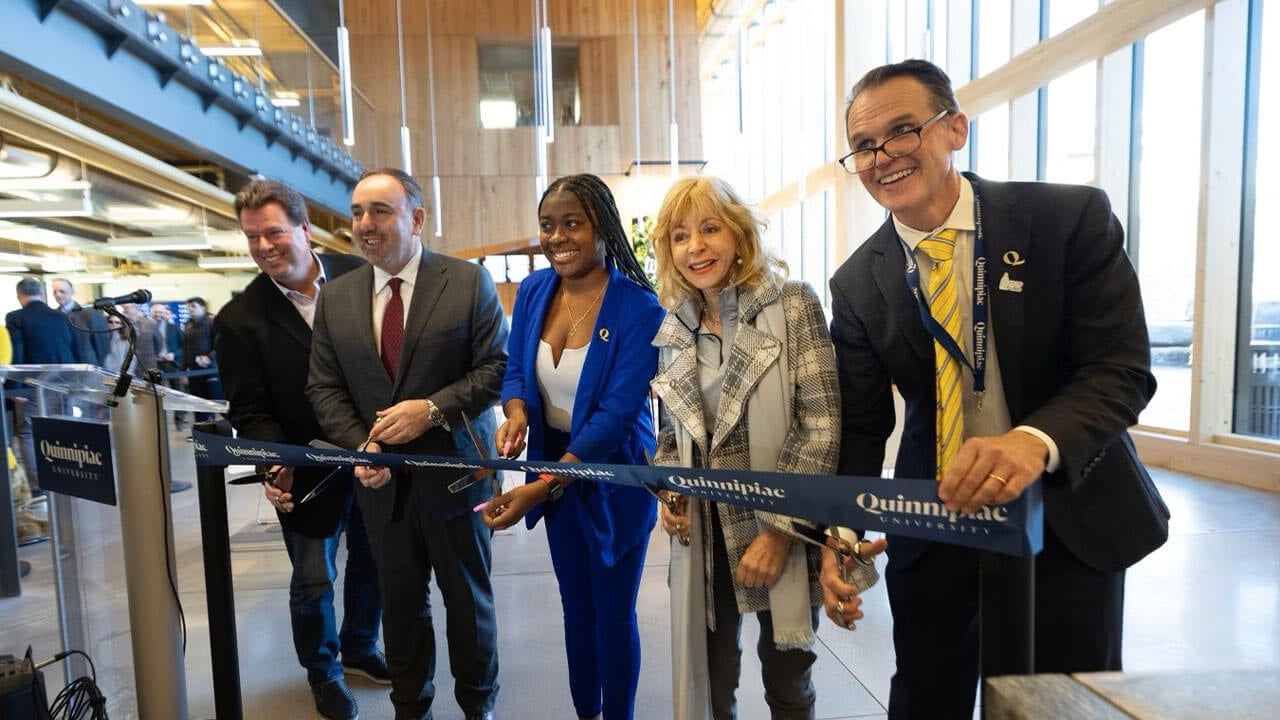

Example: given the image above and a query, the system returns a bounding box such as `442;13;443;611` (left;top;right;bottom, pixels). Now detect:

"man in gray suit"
308;168;507;720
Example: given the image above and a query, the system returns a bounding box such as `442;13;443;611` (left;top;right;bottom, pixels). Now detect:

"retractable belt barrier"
193;431;1043;557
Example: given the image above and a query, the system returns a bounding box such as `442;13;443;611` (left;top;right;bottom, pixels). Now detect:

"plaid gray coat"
651;280;841;616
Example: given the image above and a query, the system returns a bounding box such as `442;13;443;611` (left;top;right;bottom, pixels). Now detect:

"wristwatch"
539;473;564;502
425;399;450;431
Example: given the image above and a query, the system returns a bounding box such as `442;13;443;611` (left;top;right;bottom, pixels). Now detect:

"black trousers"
356;475;499;720
884;527;1124;720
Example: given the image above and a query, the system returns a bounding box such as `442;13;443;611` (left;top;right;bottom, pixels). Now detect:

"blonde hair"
651;176;787;309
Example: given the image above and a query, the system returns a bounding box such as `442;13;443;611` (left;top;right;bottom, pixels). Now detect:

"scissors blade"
460;411;490;460
299;466;345;504
449;411;496;494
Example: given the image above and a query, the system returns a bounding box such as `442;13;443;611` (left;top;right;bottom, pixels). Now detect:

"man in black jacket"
826;60;1169;720
181;296;220;421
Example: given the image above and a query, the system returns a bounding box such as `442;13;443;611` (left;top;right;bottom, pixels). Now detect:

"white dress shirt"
371;251;422;348
269;252;327;329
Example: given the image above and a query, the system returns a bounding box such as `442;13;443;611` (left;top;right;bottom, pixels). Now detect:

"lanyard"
901;184;988;409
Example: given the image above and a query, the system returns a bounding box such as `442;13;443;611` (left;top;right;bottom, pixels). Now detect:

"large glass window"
1237;1;1280;439
972;106;1011;180
977;0;1011;76
1043;61;1097;184
1134;12;1204;432
1046;0;1099;38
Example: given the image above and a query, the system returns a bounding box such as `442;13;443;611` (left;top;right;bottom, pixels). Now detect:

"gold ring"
987;473;1008;485
836;600;844;616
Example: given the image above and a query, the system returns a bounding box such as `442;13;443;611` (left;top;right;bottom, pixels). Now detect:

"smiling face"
845;75;968;230
240;200;315;289
669;208;739;298
350;173;425;274
538;190;605;281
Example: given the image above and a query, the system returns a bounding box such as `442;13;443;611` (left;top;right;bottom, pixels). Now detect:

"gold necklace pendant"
563;283;606;336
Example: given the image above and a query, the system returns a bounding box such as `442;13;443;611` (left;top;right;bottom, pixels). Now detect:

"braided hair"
540;174;655;293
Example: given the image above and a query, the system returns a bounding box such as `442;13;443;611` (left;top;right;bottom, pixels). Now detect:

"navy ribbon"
192;431;1043;558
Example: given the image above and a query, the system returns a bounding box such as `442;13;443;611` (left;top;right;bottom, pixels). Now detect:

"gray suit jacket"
307;246;508;525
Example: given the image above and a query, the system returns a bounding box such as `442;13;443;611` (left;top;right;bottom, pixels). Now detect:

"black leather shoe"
19;560;30;577
312;678;358;720
343;650;391;685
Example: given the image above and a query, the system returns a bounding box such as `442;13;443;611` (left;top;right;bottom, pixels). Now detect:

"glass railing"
139;0;380;168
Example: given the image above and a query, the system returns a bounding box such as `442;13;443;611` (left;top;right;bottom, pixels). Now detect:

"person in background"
215;178;385;720
51;278;109;366
649;177;885;720
0;325;47;567
829;59;1168;719
6;277;77;494
151;303;187;430
182;296;220;421
100;313;137;375
119;303;164;380
480;174;663;720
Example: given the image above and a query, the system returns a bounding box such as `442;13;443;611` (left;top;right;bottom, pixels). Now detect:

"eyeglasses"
839;109;950;175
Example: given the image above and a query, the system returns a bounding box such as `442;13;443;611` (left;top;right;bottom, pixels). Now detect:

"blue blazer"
502;266;663;566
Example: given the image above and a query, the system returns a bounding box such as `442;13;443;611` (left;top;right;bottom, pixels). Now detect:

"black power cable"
35;649;108;719
144;368;187;653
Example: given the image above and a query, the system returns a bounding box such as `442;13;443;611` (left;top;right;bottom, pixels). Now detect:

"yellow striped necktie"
918;228;963;479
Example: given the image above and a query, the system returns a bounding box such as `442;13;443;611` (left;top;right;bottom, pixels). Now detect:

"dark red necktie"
380;277;404;380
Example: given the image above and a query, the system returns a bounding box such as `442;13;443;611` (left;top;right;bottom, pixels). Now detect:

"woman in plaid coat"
650;176;880;720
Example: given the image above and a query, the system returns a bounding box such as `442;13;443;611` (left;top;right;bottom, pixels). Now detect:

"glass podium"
0;364;226;720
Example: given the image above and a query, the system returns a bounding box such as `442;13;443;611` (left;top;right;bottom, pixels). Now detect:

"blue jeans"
281;493;382;687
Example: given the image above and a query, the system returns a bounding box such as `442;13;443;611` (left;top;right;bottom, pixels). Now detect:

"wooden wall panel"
578;38;620;125
548;126;623;176
548;0;624;36
347;0;701;256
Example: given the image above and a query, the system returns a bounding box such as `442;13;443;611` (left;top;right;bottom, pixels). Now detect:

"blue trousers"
280;492;382;687
544;485;648;720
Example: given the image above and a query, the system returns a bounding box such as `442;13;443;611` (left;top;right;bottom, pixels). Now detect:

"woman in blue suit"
481;174;663;720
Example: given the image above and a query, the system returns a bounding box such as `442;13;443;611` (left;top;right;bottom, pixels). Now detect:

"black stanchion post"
194;419;243;720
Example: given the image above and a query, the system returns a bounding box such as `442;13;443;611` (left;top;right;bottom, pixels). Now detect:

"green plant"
629;215;657;286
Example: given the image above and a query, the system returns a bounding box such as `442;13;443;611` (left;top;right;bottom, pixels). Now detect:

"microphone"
92;288;152;309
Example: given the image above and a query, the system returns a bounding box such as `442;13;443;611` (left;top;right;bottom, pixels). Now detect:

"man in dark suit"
182;296;220;421
6;276;78;492
308;169;507;720
151;303;186;429
824;60;1170;720
214;179;386;720
51;278;109;365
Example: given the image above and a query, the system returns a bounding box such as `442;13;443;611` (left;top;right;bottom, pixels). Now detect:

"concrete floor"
3;425;1278;719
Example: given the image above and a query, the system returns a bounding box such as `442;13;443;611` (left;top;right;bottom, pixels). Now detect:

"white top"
893;177;1060;472
371;251;422;347
536;340;587;432
269;252;327;329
